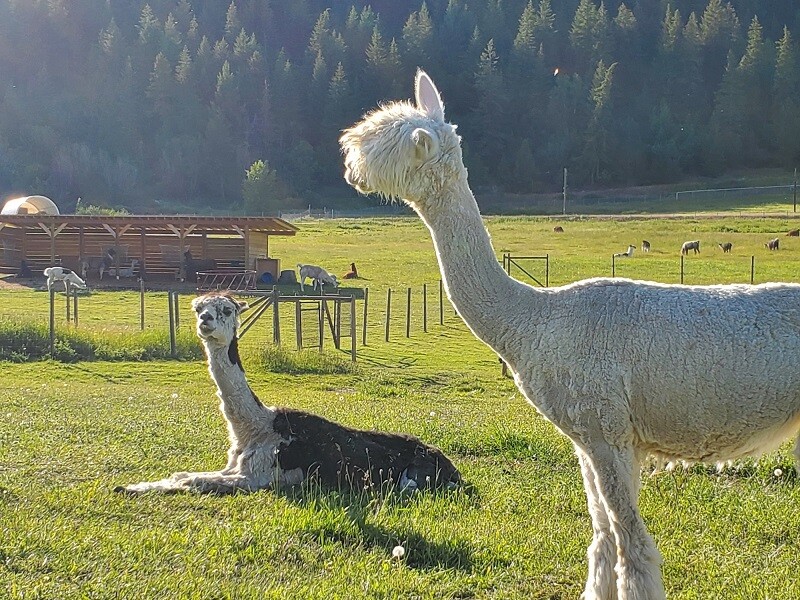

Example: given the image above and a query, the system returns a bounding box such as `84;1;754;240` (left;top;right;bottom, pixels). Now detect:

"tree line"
0;0;799;214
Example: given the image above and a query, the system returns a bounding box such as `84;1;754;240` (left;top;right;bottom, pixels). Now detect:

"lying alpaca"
787;229;799;237
341;69;800;600
614;245;635;258
116;293;459;495
43;267;87;292
343;262;359;279
553;226;564;233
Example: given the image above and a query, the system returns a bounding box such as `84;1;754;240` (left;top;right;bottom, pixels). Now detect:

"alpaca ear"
415;69;445;122
412;128;439;162
237;300;250;313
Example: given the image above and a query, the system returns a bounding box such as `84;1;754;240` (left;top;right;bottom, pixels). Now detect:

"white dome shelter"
1;195;60;216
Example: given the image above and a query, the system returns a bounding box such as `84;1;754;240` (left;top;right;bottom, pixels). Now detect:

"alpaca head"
191;293;249;347
340;70;466;213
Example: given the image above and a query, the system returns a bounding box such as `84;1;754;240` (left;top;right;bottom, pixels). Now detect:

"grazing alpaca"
614;245;635;258
343;262;359;279
297;263;338;292
43;267;87;292
341;69;800;600
766;238;780;250
718;242;733;253
553;226;564;233
116;293;459;495
641;240;650;252
787;229;799;237
680;240;700;255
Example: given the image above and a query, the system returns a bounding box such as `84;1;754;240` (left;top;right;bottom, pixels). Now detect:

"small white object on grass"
774;468;784;477
392;545;405;559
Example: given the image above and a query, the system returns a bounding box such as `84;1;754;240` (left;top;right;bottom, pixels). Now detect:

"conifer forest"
0;1;798;213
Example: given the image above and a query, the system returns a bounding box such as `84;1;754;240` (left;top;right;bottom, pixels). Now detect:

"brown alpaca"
343;262;359;279
787;229;799;237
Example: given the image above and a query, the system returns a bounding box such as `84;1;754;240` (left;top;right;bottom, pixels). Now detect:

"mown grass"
3;216;800;599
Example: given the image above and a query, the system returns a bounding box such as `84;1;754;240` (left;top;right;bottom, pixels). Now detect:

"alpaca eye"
223;308;233;316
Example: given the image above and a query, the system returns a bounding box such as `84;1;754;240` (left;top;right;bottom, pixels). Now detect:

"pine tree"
773;27;800;164
570;0;610;76
582;60;617;183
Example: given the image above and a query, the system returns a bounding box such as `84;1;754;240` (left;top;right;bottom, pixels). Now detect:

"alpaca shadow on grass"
277;482;480;572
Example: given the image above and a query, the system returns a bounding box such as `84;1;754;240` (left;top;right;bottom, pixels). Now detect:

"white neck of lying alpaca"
414;178;540;357
203;336;270;434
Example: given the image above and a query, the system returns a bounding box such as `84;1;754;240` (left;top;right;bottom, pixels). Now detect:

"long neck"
204;337;266;429
416;179;540;355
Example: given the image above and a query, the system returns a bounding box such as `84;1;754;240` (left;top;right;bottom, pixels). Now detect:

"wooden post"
546;254;550;287
139;279;145;330
295;299;303;350
272;287;280;345
750;256;755;285
361;287;369;346
406;287;411;337
423;283;428;333
173;291;180;330
168;292;177;358
335;299;341;349
49;288;55;357
318;299;324;352
612;255;616;278
350;298;356;362
385;288;392;342
65;281;71;323
680;254;684;284
439;279;444;325
72;288;78;327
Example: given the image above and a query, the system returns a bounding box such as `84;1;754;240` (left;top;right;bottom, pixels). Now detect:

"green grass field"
3;216;800;599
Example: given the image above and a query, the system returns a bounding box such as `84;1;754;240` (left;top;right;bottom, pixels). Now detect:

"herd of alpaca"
116;292;459;495
340;70;800;600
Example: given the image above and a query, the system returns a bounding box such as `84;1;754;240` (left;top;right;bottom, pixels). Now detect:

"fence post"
680;254;684;284
168;291;177;358
385;288;392;342
546;254;550;287
406;287;411;337
173;291;180;330
295;299;303;350
362;287;369;346
612;255;616;278
750;255;755;284
65;281;71;323
350;298;356;362
423;283;428;333
49;288;55;357
139;278;145;330
439;279;444;325
318;299;324;352
73;288;79;327
272;287;281;345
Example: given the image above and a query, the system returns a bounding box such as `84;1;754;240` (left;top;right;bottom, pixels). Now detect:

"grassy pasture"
3;216;800;599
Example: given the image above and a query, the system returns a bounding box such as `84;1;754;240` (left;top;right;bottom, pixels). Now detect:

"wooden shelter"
0;214;297;281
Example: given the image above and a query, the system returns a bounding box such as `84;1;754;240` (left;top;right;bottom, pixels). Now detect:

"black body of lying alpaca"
271;407;460;491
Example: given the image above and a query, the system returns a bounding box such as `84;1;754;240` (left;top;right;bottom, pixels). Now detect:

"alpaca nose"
200;312;213;322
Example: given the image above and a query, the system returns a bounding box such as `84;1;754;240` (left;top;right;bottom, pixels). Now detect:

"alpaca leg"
577;449;618;600
585;442;664;600
116;470;260;495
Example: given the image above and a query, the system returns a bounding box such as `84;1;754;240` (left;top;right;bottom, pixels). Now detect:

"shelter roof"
1;195;60;215
0;214;298;236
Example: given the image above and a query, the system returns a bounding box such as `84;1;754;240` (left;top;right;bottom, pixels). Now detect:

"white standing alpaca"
43;267;87;292
116;292;459;495
341;70;800;600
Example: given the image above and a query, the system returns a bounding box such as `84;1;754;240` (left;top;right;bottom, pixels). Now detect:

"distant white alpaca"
43;267;87;292
297;263;338;292
614;245;635;258
341;69;800;600
116;293;459;495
